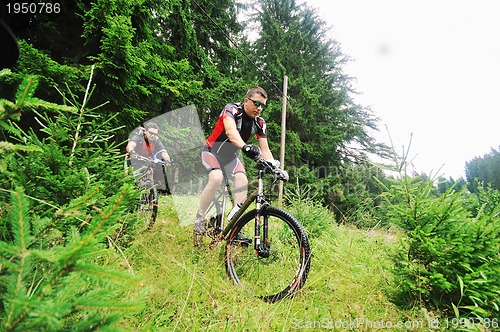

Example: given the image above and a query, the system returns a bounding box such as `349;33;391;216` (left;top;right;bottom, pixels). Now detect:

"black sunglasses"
147;130;158;136
248;98;267;110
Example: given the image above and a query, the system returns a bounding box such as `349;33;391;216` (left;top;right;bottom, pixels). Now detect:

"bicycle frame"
131;154;168;188
214;168;268;253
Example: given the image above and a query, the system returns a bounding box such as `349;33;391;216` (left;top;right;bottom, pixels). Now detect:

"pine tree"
249;0;387;168
465;147;500;192
1;69;144;330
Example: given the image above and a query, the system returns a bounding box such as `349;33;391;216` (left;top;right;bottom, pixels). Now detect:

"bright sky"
307;0;500;179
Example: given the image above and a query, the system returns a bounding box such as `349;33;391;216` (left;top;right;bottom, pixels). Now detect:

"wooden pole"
278;76;288;206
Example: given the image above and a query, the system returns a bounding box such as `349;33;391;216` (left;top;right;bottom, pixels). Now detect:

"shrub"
0;186;142;331
284;182;337;238
382;175;500;319
0;69;144;330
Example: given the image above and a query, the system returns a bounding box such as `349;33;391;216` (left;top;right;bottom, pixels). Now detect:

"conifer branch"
0;142;42;153
10;188;30;252
74;303;141;311
10;188;133;328
0;99;22;122
1;70;142;330
3;189;32;331
90;186;130;238
69;65;95;167
4;264;76;330
28;187;101;247
75;262;138;283
15;76;36;109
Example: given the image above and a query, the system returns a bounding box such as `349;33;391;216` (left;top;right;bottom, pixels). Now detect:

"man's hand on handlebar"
274;169;289;181
161;159;172;166
152;158;172;167
129;150;138;159
256;158;280;170
255;158;289;181
268;159;280;169
242;144;261;160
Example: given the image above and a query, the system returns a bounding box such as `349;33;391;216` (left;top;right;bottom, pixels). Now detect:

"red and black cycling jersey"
205;103;267;157
129;128;168;160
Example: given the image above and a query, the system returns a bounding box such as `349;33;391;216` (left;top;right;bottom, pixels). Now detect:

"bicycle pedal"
230;233;252;247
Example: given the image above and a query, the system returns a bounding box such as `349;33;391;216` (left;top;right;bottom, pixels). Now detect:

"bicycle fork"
254;170;270;258
223;170;270;257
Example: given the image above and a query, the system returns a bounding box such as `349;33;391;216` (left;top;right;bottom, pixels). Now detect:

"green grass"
113;195;433;331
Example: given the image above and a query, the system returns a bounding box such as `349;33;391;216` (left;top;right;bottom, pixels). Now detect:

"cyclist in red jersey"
194;86;275;234
126;122;171;188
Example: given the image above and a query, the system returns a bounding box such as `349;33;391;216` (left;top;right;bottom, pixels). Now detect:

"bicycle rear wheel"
225;207;311;302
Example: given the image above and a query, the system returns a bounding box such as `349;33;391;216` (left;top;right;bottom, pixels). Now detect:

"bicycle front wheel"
137;187;158;229
225;207;311;302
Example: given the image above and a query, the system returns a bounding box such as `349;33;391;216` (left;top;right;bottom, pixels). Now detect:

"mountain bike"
194;158;311;303
131;154;170;229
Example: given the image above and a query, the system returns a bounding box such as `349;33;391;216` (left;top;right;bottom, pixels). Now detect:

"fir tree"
1;69;144;331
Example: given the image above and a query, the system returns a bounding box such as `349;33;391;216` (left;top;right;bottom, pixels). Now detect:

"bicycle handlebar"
130;154;171;166
255;157;289;182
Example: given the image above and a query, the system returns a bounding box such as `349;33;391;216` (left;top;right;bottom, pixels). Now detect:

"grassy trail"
115;195;430;331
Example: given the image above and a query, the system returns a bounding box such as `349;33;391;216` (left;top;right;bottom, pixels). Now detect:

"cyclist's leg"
195;150;224;237
225;157;247;206
198;150;224;217
198;169;223;216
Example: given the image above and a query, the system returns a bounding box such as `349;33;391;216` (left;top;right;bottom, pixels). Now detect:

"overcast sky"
306;0;500;179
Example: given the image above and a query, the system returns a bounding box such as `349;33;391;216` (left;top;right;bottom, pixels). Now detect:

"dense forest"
1;0;499;330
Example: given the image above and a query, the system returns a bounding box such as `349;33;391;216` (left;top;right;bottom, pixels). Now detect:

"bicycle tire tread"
225;206;311;302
